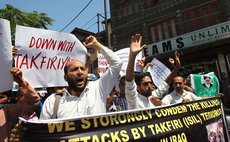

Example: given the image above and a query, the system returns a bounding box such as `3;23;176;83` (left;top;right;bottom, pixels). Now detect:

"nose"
176;83;180;87
149;86;154;91
76;67;84;73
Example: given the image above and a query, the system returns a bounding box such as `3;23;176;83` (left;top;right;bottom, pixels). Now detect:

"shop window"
184;13;193;32
150;18;177;42
134;0;139;13
127;1;133;15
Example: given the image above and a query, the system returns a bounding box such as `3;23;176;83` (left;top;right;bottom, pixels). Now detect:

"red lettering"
29;37;57;50
41;38;57;50
60;57;71;69
67;41;75;52
48;56;57;70
57;57;61;70
36;38;42;49
47;58;51;69
30;52;41;69
15;54;22;68
57;40;66;51
57;40;75;52
40;56;47;69
29;37;36;48
98;61;108;66
19;54;29;69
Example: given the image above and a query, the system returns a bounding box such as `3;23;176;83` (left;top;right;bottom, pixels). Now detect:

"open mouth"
76;78;84;86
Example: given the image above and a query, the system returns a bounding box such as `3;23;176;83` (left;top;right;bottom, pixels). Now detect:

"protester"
113;75;128;111
0;67;40;142
40;35;122;119
125;34;181;109
106;87;120;112
161;76;202;105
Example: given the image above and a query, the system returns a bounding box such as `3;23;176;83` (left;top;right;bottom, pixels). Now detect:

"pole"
104;0;108;47
97;13;100;41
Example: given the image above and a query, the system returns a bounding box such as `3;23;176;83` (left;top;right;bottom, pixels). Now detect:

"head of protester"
173;76;185;95
134;72;155;97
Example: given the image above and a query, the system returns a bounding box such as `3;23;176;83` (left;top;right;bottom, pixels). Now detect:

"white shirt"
162;89;202;105
125;80;169;110
40;46;122;120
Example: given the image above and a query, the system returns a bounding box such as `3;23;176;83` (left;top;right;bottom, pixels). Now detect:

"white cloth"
162;90;202;105
40;46;122;119
125;80;169;110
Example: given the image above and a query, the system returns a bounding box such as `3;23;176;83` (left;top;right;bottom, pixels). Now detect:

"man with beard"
40;35;122;119
125;34;180;109
161;76;202;105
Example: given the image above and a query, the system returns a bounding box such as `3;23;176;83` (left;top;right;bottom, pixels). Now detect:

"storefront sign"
144;21;230;57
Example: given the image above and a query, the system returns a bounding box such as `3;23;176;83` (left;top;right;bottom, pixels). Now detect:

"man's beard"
141;91;152;97
67;78;87;92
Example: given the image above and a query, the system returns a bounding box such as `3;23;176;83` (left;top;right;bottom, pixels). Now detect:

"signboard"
21;97;229;142
0;18;13;92
144;21;230;57
15;25;87;88
115;48;142;76
147;58;171;87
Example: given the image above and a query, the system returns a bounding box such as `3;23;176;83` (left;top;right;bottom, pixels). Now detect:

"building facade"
110;0;230;108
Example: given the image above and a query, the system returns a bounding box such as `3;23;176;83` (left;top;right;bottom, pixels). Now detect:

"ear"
64;74;67;82
137;85;140;92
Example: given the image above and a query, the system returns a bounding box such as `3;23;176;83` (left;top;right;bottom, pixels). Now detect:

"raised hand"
174;50;181;69
169;57;175;68
130;34;146;56
10;67;27;87
83;35;103;51
149;96;162;106
12;47;18;58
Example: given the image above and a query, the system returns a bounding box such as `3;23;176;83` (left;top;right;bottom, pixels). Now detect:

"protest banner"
97;47;142;77
147;58;171;88
15;25;87;88
0;18;13;92
115;48;142;77
21;97;229;142
98;53;109;76
191;72;219;97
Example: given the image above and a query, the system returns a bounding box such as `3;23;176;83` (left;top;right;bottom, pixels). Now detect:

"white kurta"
40;46;122;119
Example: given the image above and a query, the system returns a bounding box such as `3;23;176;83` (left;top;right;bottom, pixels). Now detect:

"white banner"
98;53;109;76
115;47;142;77
0;19;13;92
147;58;171;87
15;25;87;88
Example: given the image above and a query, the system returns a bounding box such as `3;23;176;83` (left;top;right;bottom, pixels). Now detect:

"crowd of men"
0;34;222;142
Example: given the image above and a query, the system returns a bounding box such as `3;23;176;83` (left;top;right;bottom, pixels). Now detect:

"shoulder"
43;93;56;105
184;90;196;96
